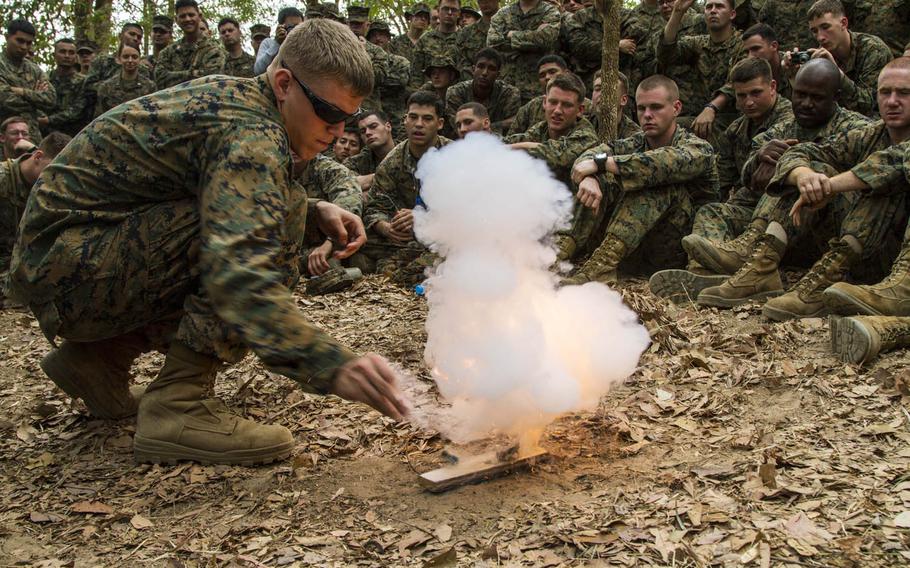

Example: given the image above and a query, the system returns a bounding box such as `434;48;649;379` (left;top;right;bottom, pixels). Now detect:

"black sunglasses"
281;62;361;124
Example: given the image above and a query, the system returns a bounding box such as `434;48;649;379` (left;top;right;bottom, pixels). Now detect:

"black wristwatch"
593;152;609;173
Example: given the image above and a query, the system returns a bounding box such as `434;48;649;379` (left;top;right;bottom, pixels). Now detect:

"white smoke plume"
407;133;650;448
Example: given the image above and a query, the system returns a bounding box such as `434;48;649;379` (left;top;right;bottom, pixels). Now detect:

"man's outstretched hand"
315;200;367;259
330;354;409;420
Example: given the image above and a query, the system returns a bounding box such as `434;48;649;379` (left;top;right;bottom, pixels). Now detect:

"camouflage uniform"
0;156;28;270
388;33;419;62
487;1;562;103
568;126;718;264
296;154;363;216
94;73;157;117
757;0;826;51
455;18;492;79
851;0;910;58
0;52;57;143
223;51;256;78
691;96;793;243
360;136;451;282
766;120;910;272
836;32;893;117
410;29;460;89
342;147;382;176
46;69;86;137
564;6;604;88
363;40;392;112
154;36;227;90
445;79;522;134
505;118;599;187
83;54;153;115
380;52;411;137
589;112;643;141
8;75;356;394
657;30;743;119
507;94;594;137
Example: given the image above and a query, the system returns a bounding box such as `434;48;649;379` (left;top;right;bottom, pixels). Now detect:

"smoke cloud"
407;133;650;447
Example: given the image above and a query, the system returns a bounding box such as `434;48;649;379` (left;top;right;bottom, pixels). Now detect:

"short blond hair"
273;18;373;98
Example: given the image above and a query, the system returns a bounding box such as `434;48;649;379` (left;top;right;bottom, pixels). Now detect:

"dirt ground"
1;275;909;567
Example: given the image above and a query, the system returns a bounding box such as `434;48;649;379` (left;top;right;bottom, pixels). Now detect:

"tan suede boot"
134;342;294;465
561;238;626;286
762;239;858;321
697;233;785;308
830;315;910;364
682;221;767;276
40;334;148;419
553;235;577;262
823;245;910;316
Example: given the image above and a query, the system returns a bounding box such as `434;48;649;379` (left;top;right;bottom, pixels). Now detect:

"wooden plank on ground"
419;449;549;493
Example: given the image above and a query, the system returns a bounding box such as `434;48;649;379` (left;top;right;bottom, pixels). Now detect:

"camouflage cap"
319;2;343;21
367;20;391;34
250;23;270;38
305;3;324;17
424;54;459;76
347;5;370;22
76;39;97;54
408;2;432;16
460;6;481;18
152;15;174;32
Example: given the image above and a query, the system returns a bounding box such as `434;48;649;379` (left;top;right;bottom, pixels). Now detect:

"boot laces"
874;251;910;288
879;320;910;344
722;225;761;256
795;249;846;297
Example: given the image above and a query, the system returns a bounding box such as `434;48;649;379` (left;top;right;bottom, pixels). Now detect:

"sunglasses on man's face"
281;62;361;124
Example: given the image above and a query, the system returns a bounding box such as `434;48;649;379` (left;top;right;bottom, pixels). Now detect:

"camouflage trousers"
692;193;782;243
350;237;437;287
29;199;263;364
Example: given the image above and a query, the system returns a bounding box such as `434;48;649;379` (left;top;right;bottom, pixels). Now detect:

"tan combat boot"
134;342;294;465
561;238;626;286
830;315;910;364
762;239;858;321
40;334;148;419
681;221;767;275
697;233;785;308
648;266;728;305
823;245;910;316
553;235;576;262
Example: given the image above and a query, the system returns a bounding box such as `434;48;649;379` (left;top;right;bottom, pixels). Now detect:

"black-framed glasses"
281;62;362;124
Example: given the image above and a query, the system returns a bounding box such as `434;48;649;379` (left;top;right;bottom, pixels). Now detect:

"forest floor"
1;275;909;567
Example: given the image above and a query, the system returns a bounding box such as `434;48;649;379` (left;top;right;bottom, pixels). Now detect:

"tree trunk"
594;0;620;143
73;0;92;42
93;0;114;54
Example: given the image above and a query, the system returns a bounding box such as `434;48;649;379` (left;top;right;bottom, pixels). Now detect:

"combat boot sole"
822;286;881;316
134;436;293;466
697;289;782;309
682;235;742;276
831;316;877;364
762;301;828;322
41;348;140;419
648;270;728;304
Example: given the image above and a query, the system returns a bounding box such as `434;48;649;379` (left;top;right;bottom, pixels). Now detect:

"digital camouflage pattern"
445;79;522;134
568;125;718;257
410;29;460;89
0;52;57;143
455;18;492;79
836;32;893;117
505;117;598;187
388;33;418;63
767;120;909;260
94;74;157;117
0;157;28;270
363;40;392;112
620;3;706;91
851;0;910;58
657;30;743;118
46;69;86;136
563;6;604;86
487;0;562;102
295;154;363;216
8;75;357;395
342;147;382;176
223;51;256;78
379;52;411;127
757;0;829;51
589;112;644;141
363;136;452;232
82;54;152;106
507;93;593;137
154;36;227;90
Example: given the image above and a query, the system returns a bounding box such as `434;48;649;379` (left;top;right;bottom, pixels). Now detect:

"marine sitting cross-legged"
7;20;409;466
563;75;719;285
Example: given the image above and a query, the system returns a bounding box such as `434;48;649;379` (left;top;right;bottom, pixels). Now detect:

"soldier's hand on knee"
330;353;409;420
577;177;602;211
391;209;414;234
796;170;832;206
692;107;716;140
